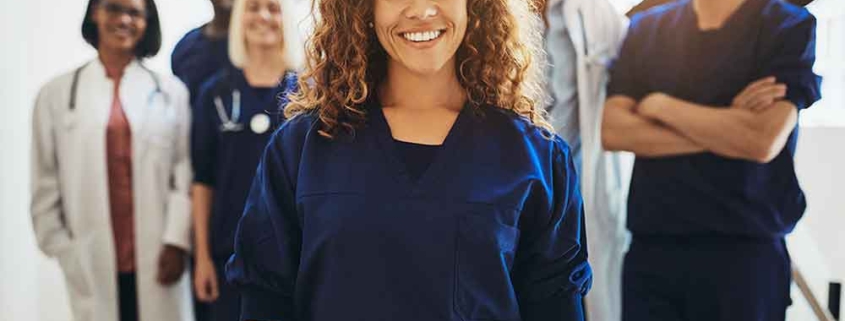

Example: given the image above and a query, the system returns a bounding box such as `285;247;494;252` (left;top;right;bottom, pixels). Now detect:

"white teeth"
402;30;442;42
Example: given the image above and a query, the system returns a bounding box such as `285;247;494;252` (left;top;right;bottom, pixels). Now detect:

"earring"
368;22;374;28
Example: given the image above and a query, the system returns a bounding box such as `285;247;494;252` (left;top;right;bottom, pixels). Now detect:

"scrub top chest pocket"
296;194;523;321
456;211;522;321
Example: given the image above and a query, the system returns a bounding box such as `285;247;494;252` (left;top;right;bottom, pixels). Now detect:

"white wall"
1;1;843;321
0;1;211;320
787;127;845;321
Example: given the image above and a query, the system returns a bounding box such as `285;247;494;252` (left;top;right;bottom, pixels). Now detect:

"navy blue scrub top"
191;68;298;261
607;0;822;238
172;26;232;104
225;102;592;321
393;139;442;183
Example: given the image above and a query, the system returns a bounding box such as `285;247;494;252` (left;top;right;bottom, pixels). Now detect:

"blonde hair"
228;0;310;69
285;0;551;138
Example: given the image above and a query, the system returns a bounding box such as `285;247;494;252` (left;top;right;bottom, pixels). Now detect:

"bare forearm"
643;94;796;163
602;98;705;157
191;184;214;261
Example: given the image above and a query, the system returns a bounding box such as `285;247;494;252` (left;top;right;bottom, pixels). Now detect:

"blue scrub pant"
622;235;792;321
210;260;241;321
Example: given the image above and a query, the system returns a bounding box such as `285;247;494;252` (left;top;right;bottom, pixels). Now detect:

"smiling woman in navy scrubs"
601;0;821;319
224;0;591;319
189;0;302;320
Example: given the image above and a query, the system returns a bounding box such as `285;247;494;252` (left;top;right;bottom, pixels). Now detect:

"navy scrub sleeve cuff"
765;14;821;110
520;261;592;321
515;138;592;321
240;286;296;321
193;175;215;186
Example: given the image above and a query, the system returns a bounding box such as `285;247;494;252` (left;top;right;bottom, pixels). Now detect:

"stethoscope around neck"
212;70;295;134
215;89;244;132
68;61;169;111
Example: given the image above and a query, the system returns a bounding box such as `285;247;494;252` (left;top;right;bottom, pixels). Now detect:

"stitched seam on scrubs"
298;191;366;199
253;234;274;245
452;216;465;321
297;192;525;213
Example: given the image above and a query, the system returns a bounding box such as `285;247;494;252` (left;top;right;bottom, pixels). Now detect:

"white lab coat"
547;0;632;320
31;59;194;321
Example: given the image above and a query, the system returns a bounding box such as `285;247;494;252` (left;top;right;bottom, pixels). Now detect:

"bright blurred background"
0;0;842;319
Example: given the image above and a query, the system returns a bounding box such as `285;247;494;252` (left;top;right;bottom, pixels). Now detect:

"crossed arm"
602;78;798;163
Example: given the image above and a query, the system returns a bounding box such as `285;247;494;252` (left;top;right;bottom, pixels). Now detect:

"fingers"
734;77;777;107
747;83;787;101
158;263;174;285
160;268;181;285
165;261;184;285
748;85;787;111
157;249;185;286
193;260;219;302
209;275;220;301
157;251;168;285
194;273;219;302
746;77;777;93
735;81;787;112
193;274;207;301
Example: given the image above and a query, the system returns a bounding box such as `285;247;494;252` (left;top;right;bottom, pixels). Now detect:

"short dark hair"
81;0;162;58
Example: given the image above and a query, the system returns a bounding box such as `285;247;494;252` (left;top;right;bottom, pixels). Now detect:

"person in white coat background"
30;0;194;320
544;0;631;320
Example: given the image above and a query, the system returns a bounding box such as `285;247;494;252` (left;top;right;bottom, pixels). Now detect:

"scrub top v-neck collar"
677;0;767;97
684;0;764;35
370;103;470;196
231;69;288;110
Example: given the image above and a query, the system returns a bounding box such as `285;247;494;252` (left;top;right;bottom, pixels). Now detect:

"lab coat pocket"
142;118;178;160
61;111;79;130
454;212;521;321
56;243;93;299
144;134;175;158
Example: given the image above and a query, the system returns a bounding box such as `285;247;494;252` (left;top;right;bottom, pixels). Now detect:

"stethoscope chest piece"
250;113;271;134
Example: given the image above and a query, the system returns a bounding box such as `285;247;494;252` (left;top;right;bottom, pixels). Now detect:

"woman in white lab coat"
30;0;193;320
544;0;631;320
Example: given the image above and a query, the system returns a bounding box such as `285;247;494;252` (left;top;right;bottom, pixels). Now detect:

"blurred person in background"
602;0;821;319
172;0;234;104
189;0;302;319
543;0;630;319
30;0;193;320
171;2;233;319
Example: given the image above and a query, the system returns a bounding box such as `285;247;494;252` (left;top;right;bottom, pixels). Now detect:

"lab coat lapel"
76;60;112;132
120;61;168;160
561;3;632;321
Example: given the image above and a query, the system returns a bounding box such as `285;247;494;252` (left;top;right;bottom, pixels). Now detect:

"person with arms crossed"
602;0;821;319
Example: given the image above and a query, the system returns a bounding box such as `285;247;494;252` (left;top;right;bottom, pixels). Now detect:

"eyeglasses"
99;2;148;20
